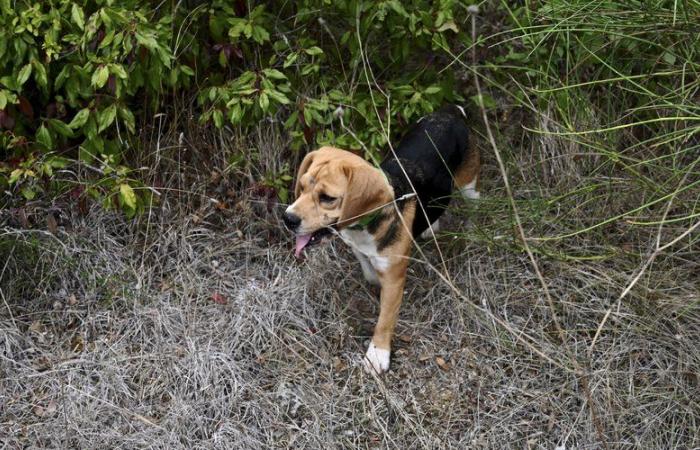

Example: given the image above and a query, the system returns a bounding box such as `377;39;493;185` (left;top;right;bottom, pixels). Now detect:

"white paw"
460;180;481;200
363;341;391;374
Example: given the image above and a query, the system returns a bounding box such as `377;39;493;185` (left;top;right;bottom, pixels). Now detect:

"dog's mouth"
294;226;335;258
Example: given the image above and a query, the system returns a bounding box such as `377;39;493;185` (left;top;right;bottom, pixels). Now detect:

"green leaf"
55;66;70;90
251;25;269;44
92;66;110;89
277;187;288;203
31;59;47;88
437;19;459;33
663;52;676;65
424;85;441;94
48;119;74;137
212;109;223;128
118;107;135;134
228;103;242;124
99;30;116;49
119;183;137;210
263;68;286;80
135;31;158;50
98;104;117;132
68;108;90;129
48;156;70;169
71;4;85;30
109;64;128;79
267;89;290;105
283;52;298;68
180;65;194;76
0;91;6;109
284;110;298;129
21;186;36;200
470;94;497;109
36;125;52;149
17;64;32;86
304;46;323;56
218;49;228;67
259;92;269;112
9;169;22;184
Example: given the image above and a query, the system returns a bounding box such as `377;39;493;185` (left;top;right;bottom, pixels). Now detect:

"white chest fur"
339;228;390;272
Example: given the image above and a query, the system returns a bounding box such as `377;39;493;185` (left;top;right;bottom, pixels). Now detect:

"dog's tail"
440;103;470;121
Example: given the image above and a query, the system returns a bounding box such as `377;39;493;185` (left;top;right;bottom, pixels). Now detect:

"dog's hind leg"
455;139;481;201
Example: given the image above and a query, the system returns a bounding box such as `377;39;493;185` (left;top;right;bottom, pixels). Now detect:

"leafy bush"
0;0;468;212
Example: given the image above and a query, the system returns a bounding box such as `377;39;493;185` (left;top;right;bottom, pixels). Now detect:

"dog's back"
380;105;473;235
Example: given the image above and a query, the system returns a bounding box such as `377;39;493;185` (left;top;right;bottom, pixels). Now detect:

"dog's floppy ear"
339;163;391;226
294;151;317;198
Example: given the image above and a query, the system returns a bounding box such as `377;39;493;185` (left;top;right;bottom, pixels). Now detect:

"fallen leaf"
29;320;44;333
332;356;347;371
71;335;84;352
32;356;51;371
398;334;412;343
67;294;78;306
211;292;227;305
19;208;30;228
435;356;450;371
46;213;58;234
44;400;57;415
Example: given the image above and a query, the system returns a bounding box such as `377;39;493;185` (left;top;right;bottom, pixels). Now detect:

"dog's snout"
283;211;302;230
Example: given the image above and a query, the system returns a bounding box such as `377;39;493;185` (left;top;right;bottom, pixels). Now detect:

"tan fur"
289;147;393;234
454;139;480;189
339;161;394;226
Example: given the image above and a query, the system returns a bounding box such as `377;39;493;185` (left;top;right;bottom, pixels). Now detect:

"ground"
1;136;698;449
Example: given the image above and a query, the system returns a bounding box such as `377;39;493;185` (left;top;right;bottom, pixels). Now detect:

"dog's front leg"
363;260;408;374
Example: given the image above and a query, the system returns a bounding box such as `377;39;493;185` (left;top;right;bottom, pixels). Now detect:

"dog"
283;105;480;374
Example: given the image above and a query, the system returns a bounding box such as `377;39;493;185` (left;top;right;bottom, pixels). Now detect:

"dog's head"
283;146;392;257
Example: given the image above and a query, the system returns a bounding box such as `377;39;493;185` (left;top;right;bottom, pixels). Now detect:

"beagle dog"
283;105;480;374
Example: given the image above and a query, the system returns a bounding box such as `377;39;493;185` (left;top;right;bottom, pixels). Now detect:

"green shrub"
0;0;468;213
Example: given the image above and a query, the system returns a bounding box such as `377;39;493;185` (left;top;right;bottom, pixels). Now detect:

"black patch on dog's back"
381;105;471;236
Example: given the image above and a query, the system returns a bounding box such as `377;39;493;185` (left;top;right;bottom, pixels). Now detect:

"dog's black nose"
283;211;301;230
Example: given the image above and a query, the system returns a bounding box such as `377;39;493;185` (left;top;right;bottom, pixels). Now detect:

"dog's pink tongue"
294;234;313;258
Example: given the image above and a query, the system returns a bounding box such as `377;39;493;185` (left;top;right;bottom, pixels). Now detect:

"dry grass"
1;118;699;449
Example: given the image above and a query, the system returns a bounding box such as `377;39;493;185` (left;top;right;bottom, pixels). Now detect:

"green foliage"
0;0;467;211
200;0;465;151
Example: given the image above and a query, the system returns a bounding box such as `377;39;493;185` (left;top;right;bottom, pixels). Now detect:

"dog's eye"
319;193;337;203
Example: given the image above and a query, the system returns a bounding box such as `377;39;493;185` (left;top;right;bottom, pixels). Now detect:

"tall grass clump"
452;0;700;261
436;1;700;444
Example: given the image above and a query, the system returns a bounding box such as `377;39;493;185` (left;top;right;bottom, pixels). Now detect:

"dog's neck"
379;158;421;201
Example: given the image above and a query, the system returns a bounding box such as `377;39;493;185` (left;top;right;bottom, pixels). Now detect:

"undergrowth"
1;1;699;448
